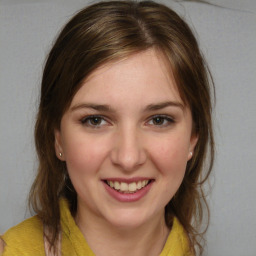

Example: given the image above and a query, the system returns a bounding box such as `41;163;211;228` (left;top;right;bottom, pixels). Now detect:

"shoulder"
2;215;43;242
1;216;45;255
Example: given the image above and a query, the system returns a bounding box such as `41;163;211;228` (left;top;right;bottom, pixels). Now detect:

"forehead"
71;49;183;108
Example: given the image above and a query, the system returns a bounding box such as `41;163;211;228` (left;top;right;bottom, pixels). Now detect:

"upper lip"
102;177;154;183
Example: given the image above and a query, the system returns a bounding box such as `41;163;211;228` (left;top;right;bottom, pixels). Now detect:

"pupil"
153;117;163;125
92;117;101;125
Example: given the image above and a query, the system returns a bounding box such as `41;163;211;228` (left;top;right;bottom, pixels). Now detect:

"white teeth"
137;181;142;189
109;181;114;188
128;182;137;192
120;182;128;191
114;181;120;190
106;180;150;193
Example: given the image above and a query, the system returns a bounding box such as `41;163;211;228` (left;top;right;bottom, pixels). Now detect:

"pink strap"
44;226;62;256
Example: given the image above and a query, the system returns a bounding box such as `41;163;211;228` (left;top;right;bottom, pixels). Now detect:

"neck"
75;207;169;256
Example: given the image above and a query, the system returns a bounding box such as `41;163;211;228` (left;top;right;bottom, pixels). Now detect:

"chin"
103;208;158;230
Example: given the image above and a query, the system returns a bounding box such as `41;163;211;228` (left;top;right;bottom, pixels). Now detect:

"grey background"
0;0;255;255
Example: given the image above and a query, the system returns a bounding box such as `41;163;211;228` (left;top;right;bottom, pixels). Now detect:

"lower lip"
103;181;153;202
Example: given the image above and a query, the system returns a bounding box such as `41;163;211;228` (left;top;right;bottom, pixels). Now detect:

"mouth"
104;179;153;194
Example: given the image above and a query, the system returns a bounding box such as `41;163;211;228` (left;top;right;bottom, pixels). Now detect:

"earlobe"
187;151;193;161
54;129;65;161
188;133;198;161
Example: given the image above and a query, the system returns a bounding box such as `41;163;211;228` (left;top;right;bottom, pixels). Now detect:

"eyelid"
79;114;175;128
146;114;175;127
80;115;110;127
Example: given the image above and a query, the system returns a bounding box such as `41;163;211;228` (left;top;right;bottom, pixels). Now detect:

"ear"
54;129;65;161
187;133;199;161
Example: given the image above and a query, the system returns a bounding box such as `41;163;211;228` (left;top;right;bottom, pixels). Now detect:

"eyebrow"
144;101;184;111
70;101;184;112
71;103;113;112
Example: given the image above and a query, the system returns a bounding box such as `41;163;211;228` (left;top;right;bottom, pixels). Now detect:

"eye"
147;115;174;127
80;115;108;127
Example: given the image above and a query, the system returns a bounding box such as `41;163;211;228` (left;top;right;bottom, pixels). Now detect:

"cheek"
63;135;109;176
150;135;189;176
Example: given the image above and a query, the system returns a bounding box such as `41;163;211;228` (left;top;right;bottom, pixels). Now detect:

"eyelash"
80;115;175;128
80;115;108;128
146;115;175;127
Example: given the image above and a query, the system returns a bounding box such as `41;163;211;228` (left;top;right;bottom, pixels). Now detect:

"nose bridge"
110;123;146;171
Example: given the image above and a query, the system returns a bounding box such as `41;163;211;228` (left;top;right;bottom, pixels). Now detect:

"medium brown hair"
30;1;214;254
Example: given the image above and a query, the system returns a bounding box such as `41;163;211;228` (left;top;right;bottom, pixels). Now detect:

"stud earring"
189;152;193;157
59;152;62;157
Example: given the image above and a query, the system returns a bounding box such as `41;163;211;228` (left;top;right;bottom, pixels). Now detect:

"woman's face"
55;49;197;229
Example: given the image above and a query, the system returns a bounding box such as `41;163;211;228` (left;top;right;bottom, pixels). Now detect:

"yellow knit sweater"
1;199;192;255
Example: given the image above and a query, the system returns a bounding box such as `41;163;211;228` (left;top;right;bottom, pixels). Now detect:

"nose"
110;126;147;172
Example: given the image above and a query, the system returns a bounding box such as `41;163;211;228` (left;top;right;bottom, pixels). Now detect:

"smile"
106;180;151;193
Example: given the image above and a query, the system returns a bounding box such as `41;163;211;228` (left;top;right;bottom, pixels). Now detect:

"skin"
55;49;198;256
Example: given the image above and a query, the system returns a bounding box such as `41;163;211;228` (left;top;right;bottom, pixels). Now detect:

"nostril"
110;150;147;171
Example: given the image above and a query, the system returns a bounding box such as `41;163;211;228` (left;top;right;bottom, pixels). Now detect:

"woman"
0;1;214;255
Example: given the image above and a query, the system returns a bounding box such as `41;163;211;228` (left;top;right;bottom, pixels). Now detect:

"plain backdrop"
0;0;255;255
